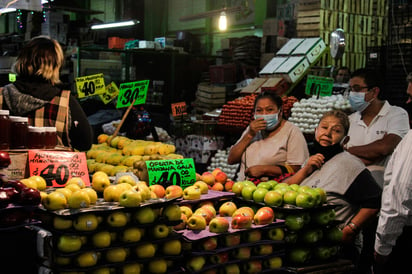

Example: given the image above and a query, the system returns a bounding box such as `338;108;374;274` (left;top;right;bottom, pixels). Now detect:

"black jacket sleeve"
67;95;93;151
345;169;382;209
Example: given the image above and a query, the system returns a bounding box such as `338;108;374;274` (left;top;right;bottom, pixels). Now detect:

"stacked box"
195;83;227;113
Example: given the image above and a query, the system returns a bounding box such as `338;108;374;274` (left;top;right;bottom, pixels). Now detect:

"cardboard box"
139;40;161;49
240;77;268;93
198;83;226;93
5;152;29;180
155;37;175;48
276;38;305;55
291;37;327;64
263;18;278;36
260;53;276;68
275;56;310;83
196;90;226;99
259;56;288;75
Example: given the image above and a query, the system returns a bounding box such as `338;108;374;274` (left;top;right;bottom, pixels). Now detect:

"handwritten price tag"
75;73;106;98
171;101;187;117
28;150;90;187
305;75;334;97
99;82;120;104
116;80;149;108
146;158;196;189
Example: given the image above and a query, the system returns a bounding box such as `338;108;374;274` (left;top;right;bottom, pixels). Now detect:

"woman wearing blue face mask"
228;92;309;181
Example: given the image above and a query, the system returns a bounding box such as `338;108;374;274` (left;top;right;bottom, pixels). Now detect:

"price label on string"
116;80;149;108
28;150;90;187
75;73;105;98
171;101;187;117
146;158;196;189
305;75;334;97
100;81;120;104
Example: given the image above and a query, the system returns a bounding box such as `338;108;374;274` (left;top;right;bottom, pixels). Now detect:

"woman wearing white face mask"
228;92;309;181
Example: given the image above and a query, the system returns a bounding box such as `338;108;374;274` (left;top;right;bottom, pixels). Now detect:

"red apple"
0;151;11;168
253;207;275;225
165;185;183;199
223;233;241;246
18;187;41;206
209;217;229;233
210;252;229;264
224;180;235;191
0;189;11;208
3;180;27;192
200;237;218;251
231;214;252;229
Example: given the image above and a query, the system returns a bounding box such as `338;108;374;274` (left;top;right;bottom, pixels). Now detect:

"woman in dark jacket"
0;36;93;151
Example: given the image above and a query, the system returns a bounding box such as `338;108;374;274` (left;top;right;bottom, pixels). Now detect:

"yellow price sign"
99;82;119;104
75;73;105;98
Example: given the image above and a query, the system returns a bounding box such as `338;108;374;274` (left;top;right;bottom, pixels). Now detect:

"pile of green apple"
232;180;327;209
186;254;283;273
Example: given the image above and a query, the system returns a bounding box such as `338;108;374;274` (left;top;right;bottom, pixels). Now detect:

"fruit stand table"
285;259;354;273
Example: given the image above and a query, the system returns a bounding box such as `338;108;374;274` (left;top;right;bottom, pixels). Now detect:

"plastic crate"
209;63;237;84
108;37;133;49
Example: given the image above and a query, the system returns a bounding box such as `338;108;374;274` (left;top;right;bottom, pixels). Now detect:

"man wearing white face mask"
345;68;410;274
228;92;309;181
345;68;410;187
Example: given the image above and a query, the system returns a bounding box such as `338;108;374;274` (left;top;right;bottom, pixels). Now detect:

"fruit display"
281;95;299;120
35;178;184;274
194;168;236;193
0;154;42;228
218;94;257;129
288;94;351;134
178;199;286;273
86;134;184;179
231;180;344;267
206;149;239;181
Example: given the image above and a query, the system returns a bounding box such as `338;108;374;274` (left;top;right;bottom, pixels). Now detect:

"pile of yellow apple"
39;172;182;211
86;134;184;178
49;200;183;273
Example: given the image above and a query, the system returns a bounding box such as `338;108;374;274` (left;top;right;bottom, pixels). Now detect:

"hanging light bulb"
218;11;227;31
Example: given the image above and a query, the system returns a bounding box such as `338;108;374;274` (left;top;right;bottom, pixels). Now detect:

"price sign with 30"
75;73;106;98
117;80;149;108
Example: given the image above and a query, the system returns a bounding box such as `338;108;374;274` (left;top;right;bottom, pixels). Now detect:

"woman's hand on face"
305;153;325;172
248;118;266;136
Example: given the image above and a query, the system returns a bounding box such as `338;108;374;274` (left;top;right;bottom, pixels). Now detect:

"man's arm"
346;133;402;164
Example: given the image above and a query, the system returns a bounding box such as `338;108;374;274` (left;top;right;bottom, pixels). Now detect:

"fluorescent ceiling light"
91;20;139;30
0;8;16;14
218;11;227;31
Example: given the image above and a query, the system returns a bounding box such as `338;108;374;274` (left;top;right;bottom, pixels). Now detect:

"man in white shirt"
346;68;410;187
374;130;412;273
345;68;410;273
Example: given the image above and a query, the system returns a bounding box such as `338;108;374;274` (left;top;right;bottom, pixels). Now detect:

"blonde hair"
14;36;64;85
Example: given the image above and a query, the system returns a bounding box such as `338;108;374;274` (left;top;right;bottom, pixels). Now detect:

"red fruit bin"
108;37;133;49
